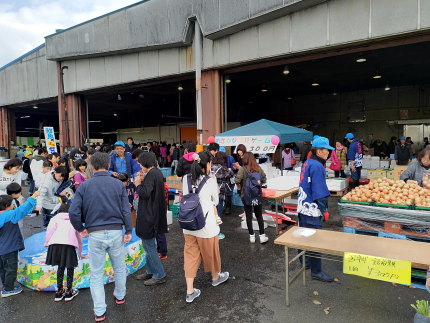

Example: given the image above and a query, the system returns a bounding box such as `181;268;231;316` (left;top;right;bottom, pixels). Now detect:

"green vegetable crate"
169;203;180;218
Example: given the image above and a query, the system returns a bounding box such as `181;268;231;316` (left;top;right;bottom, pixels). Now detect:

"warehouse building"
1;0;430;152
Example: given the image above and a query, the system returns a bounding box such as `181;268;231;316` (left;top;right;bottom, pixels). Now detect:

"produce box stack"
386;166;408;180
166;176;183;191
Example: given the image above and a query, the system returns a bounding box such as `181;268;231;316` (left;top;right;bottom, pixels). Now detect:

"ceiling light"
384;83;391;91
283;65;290;75
356;57;367;63
33;105;38;109
117;94;122;101
225;76;231;84
332;90;337;96
287;97;292;100
261;84;268;93
311;82;319;87
373;71;382;79
113;113;118;117
20;115;30;119
138;94;145;99
177;84;183;91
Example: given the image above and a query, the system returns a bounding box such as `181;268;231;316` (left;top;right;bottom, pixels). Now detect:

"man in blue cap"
345;133;363;188
109;141;141;179
395;136;411;166
298;136;334;282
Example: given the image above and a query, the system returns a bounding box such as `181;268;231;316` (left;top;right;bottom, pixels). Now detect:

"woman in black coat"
134;152;168;286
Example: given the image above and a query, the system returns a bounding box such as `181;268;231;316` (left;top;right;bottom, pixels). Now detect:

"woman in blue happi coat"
298;136;334;282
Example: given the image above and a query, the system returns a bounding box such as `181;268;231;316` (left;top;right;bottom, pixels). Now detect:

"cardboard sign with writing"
343;252;411;285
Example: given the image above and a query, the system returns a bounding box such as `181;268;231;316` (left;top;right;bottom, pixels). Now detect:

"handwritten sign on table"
343;252;411;285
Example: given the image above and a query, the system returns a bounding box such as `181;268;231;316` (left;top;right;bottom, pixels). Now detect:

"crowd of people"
1;133;429;321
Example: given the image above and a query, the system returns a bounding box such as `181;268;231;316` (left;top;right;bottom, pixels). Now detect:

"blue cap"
312;136;334;150
400;136;406;140
345;133;354;139
219;147;226;152
114;141;125;147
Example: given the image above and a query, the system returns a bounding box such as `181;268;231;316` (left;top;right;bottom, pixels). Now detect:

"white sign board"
43;127;58;154
215;135;277;154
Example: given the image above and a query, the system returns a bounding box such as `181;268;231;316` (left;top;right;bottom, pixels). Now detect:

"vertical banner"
43;127;58;154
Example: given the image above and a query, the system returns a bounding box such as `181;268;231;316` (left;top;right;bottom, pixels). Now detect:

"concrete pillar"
201;70;222;144
57;63;87;151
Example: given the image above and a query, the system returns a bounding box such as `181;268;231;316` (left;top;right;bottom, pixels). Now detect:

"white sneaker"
259;234;269;244
249;234;255;243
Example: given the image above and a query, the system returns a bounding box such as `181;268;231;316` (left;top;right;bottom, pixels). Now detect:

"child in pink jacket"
45;203;83;302
72;159;88;190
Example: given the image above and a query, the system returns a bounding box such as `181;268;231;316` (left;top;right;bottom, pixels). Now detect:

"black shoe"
64;289;79;302
136;273;153;281
54;289;65;302
144;277;167;286
311;272;334;282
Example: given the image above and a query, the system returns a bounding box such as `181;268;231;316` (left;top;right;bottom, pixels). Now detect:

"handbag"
290;151;296;166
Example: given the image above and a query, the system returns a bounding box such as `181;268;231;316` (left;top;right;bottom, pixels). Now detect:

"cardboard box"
367;169;387;179
166;176;183;190
167;211;173;225
391;166;408;180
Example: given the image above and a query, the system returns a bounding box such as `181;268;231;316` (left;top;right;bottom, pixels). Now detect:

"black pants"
244;204;265;235
334;170;346;178
156;233;168;256
57;267;74;291
0;251;18;291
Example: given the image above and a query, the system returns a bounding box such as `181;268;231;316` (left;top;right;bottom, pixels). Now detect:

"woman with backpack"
235;152;268;244
181;152;229;303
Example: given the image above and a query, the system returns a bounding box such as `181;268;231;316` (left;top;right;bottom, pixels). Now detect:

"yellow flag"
343;252;411;285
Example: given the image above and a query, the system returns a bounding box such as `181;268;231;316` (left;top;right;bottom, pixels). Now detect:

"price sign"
43;127;58;154
215;135;278;153
343;252;411;285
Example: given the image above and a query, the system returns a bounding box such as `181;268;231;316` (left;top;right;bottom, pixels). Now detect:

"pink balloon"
207;136;216;144
271;135;280;145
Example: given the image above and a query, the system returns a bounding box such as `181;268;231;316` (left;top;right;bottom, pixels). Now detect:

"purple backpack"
178;175;209;231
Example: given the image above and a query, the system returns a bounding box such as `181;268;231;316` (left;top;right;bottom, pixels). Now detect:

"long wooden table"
274;226;430;306
264;188;298;234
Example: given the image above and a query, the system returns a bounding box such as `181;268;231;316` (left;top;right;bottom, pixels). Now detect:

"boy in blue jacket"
0;191;39;298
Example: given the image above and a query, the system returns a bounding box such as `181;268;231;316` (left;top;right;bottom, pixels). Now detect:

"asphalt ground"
1;195;428;323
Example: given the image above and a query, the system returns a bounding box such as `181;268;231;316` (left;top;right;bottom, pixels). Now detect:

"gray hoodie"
400;161;428;185
37;174;61;210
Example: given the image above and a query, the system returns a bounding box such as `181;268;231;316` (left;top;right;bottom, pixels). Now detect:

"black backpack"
243;168;262;206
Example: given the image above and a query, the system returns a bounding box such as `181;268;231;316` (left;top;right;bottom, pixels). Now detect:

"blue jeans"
351;166;362;187
298;213;322;275
216;199;224;219
141;238;166;279
89;230;126;316
28;178;35;195
156;233;168;256
42;208;54;228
